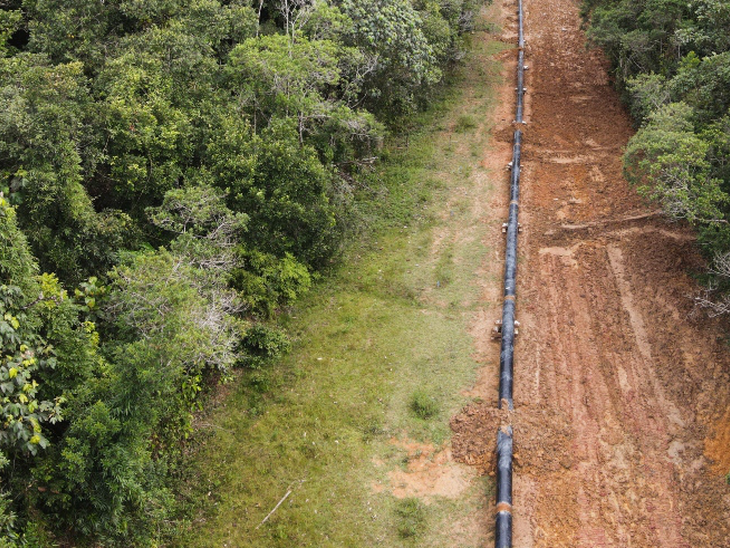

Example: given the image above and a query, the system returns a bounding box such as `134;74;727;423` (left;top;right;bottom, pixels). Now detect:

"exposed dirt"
381;438;473;499
451;0;730;546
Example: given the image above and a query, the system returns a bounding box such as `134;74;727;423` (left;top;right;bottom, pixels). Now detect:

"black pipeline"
516;50;525;123
499;130;521;408
494;0;525;546
495;427;514;548
515;0;525;124
499;0;526;410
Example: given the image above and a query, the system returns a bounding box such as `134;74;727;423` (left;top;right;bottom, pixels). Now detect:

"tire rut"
452;0;730;545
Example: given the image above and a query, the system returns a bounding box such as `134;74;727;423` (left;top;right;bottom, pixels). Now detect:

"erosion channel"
452;0;730;546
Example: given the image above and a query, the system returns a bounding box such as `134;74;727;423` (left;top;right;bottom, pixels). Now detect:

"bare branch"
694;251;730;317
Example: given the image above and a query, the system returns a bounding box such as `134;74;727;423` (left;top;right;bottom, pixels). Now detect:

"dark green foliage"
341;0;441;116
35;400;174;545
0;54;132;283
624;102;728;225
668;52;730;124
584;0;730;261
231;250;312;318
208;117;342;267
240;324;292;368
0;195;36;289
0;196;102;540
586;0;690;83
0;0;482;544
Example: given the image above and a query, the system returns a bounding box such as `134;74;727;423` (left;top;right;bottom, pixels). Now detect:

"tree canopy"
0;0;480;544
584;0;730;269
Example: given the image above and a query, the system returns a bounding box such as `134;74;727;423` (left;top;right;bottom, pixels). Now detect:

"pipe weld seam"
495;502;513;514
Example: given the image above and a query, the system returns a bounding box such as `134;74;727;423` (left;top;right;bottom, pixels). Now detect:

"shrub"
410;389;439;419
239;324;292;368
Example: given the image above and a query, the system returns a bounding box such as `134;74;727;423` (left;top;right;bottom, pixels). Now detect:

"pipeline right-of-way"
494;0;525;546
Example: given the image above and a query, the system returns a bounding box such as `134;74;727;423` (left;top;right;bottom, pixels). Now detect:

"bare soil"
451;0;730;545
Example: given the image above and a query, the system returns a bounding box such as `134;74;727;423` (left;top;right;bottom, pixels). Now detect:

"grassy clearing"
177;8;508;547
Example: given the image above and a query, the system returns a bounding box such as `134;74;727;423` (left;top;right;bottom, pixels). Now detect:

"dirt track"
452;0;730;545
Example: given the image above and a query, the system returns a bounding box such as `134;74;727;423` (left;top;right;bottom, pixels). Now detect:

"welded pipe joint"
495;427;514;547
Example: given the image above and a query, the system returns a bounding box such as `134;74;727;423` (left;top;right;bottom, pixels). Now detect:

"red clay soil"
451;0;730;545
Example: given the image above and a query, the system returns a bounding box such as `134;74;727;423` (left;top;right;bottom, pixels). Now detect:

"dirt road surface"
452;0;730;545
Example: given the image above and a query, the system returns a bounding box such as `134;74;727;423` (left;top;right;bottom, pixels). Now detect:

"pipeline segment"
516;51;525;123
515;0;526;124
498;298;516;406
495;427;514;548
503;131;522;300
494;0;525;546
498;131;521;407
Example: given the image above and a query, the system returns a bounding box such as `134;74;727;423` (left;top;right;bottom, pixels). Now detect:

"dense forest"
582;0;730;309
0;0;479;545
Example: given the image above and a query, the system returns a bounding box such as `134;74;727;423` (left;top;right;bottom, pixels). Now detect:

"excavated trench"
452;0;730;545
